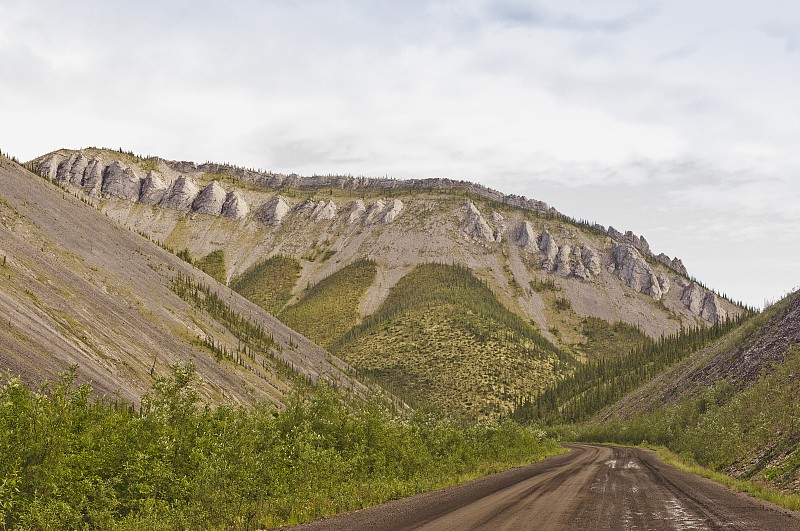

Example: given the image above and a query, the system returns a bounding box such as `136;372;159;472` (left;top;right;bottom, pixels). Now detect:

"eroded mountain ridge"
35;149;736;341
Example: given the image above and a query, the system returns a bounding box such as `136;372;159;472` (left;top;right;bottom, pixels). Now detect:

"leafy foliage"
332;263;573;419
280;259;377;349
0;365;561;530
230;255;302;315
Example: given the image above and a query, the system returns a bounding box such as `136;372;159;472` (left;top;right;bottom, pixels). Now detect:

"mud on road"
287;445;800;530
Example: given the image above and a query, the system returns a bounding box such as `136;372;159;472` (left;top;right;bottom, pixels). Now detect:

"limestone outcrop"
681;282;706;315
701;292;727;323
35;153;253;220
464;201;495;242
256;196;291;224
161;176;199;211
656;253;689;276
102;161;142;201
490;212;506;242
382;199;404;223
221;191;249;219
38;154;59;180
608;226;688;278
54;153;81;184
192;181;227;216
310;200;337;221
139;172;167;204
681;282;727;323
610;243;666;300
657;272;670;296
364;200;386;224
582;246;602;277
65;154;89;186
82;158;104;194
608;226;651;255
555;244;573;277
538;229;558;271
346;200;366;223
512;221;537;252
513;224;600;281
34;150;694;292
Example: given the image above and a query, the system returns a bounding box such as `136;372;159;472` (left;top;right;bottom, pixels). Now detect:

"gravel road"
285;444;800;530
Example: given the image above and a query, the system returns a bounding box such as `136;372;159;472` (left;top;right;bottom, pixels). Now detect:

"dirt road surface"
286;444;800;530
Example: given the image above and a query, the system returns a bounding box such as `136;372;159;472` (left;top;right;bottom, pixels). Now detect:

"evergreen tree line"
512;312;752;424
170;272;307;385
171;272;277;353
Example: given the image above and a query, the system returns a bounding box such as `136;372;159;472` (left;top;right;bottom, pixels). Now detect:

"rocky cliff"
39;151;249;219
32;149;742;342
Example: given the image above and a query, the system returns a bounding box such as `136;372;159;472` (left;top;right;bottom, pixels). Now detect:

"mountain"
29;147;745;417
0;153;362;407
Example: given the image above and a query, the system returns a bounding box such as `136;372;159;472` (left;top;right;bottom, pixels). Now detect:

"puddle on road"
661;497;708;530
603;459;640;470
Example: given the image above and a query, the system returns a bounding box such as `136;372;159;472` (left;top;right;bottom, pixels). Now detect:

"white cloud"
0;0;798;306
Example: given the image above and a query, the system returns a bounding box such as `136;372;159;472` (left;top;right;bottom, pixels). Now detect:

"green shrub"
0;364;563;529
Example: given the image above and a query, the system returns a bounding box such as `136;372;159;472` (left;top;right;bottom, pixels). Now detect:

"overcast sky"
1;0;798;308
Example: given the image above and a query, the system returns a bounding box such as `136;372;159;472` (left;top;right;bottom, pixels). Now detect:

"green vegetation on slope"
572;346;800;497
195;249;227;284
575;317;648;360
0;365;562;530
230;255;302;315
332;263;573;420
170;272;304;388
513;314;749;424
564;290;800;496
280;259;377;349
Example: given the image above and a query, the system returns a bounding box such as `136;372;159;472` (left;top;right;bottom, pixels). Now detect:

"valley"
0;148;796;529
26;148;746;417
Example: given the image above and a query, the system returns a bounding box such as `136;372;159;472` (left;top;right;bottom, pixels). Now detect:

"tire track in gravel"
285;445;800;531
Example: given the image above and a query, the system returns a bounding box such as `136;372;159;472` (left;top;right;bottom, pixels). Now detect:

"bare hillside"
0;155;361;406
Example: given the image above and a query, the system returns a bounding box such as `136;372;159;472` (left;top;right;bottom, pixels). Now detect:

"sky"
1;0;798;308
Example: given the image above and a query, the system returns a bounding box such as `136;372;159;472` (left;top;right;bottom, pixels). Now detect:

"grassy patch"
164;216;192;250
195;249;227;284
332;263;572;420
230;255;302;315
280;259;377;349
